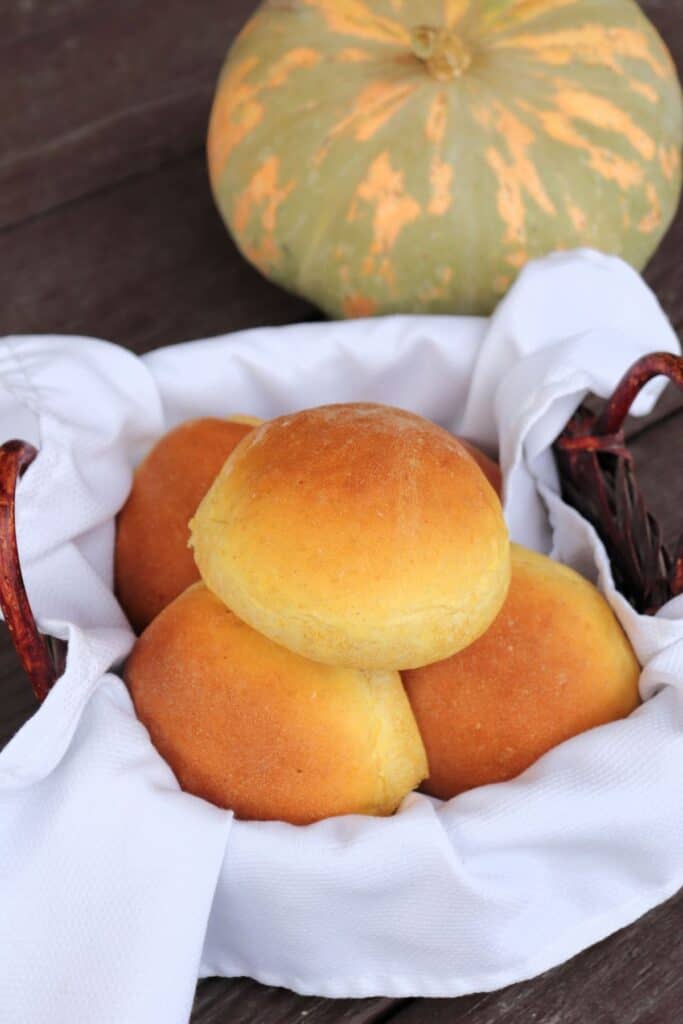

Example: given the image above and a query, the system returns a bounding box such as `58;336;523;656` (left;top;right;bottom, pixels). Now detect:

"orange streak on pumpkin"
337;48;375;61
481;104;555;246
628;79;659;104
356;85;416;141
208;49;321;185
429;158;453;215
267;47;322;86
338;81;415;141
659;144;680;182
315;81;416;165
494;274;512;293
425;93;453;215
553;88;656;160
567;202;587;233
443;0;470;27
243;236;280;272
233;157;294;268
484;0;577;33
379;259;397;288
536;109;644;190
425;92;448;144
493;26;670;79
515;0;577;17
486;147;525;245
349;151;421;253
473;103;493;130
419;284;445;302
207;57;262;188
506;248;528;269
344;295;377;317
499;107;555;215
360;254;398;290
638;183;662;233
305;0;410;45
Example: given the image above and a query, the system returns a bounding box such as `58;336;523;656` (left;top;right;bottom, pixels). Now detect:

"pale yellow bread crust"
190;403;510;670
125;583;428;824
224;414;264;426
115;416;261;633
403;545;642;799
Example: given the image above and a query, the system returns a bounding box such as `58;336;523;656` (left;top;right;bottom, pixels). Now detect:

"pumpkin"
208;0;683;318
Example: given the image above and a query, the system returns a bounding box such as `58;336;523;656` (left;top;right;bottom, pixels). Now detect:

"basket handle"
594;352;683;437
554;352;683;615
0;440;61;702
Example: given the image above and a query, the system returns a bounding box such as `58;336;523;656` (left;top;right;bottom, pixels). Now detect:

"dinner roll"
116;416;259;632
190;403;510;670
126;583;428;824
403;545;641;799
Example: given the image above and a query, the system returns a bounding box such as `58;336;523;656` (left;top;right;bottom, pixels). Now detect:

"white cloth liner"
1;250;682;1023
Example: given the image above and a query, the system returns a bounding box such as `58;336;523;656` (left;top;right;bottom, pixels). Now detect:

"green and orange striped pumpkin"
208;0;683;318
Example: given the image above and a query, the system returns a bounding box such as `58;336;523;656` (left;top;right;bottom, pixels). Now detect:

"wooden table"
1;2;682;1021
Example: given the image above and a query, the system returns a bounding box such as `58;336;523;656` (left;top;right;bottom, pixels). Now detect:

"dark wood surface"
1;2;681;1021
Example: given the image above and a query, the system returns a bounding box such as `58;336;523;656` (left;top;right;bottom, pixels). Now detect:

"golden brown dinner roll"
190;403;510;671
116;416;259;633
403;545;641;799
126;583;428;824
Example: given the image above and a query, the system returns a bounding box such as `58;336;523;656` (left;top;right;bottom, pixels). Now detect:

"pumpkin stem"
410;25;472;80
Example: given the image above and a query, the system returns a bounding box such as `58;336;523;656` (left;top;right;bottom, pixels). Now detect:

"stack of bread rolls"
117;404;640;825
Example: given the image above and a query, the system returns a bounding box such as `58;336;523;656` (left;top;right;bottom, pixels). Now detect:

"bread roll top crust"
191;403;510;670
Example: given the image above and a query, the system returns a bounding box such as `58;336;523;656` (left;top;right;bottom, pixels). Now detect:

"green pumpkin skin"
208;0;683;318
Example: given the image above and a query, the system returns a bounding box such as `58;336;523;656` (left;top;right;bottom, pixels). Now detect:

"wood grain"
389;891;683;1024
630;407;683;553
0;0;318;352
0;0;254;228
3;0;101;41
191;980;399;1024
0;152;314;353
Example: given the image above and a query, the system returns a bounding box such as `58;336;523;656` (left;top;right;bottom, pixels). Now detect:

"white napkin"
1;251;682;1022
